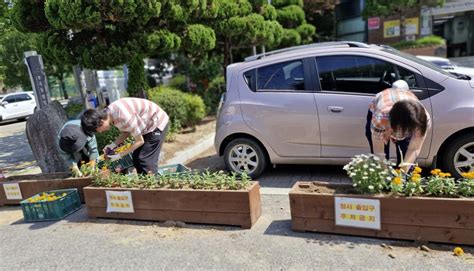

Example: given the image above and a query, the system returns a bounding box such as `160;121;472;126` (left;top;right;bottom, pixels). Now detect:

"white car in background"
0;92;36;122
417;55;474;78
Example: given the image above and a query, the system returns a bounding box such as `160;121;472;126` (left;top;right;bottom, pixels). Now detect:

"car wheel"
441;133;474;178
224;138;268;179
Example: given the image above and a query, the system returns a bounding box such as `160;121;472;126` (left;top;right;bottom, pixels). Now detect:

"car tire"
224;138;268;179
440;133;474;178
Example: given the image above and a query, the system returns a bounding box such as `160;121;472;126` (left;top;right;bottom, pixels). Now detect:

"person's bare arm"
402;133;427;171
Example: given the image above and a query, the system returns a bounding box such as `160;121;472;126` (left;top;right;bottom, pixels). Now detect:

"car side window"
256;60;305;91
16;93;31;102
4;95;17;103
317;55;397;94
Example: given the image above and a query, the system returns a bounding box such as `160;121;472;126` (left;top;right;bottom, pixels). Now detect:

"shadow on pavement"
0;131;36;172
263;219;471;253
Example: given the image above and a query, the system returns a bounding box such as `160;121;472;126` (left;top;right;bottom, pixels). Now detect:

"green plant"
169;74;187;92
183;93;206;126
95;127;121;151
203;76;225;114
64;103;84;119
457;172;474;197
91;170;252;191
391;35;445;50
425;169;457;196
343;154;393;194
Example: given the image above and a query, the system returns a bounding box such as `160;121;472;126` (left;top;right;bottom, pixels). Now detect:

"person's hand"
103;142;117;153
108;154;121;162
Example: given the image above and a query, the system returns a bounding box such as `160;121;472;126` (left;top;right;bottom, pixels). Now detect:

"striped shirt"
108;98;169;137
369;88;430;140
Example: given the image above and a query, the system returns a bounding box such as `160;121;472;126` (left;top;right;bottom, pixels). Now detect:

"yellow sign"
384;20;400;38
3;183;23;200
335;197;381;230
106;190;134;213
405;17;419;35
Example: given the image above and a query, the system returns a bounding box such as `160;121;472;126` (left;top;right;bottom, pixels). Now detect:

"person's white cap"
392;80;409;91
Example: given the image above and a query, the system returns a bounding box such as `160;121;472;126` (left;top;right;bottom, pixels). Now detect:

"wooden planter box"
84;182;262;229
0;173;92;206
290;181;474;245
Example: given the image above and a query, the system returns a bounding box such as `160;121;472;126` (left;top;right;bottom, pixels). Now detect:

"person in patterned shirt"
81;98;169;174
365;80;431;171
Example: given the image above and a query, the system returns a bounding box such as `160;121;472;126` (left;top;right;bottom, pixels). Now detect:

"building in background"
335;0;474;57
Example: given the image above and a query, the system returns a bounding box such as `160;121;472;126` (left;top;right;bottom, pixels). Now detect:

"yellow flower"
461;172;474;179
444;173;451;177
430;168;441;175
411;174;421;183
453;247;464;256
392;177;402;185
414;166;422;174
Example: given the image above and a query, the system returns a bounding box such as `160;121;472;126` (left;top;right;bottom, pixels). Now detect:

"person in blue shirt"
57;120;99;176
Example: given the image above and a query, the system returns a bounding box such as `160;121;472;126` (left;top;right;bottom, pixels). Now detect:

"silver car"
215;42;474;178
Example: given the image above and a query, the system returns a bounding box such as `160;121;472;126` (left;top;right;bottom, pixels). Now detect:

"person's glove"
103;142;117;153
108;154;122;162
72;165;83;177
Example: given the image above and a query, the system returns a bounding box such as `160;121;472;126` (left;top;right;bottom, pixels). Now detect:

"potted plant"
84;171;261;229
289;154;474;245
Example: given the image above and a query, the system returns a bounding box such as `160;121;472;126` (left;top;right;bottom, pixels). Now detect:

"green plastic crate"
158;164;190;176
98;153;134;172
20;188;82;222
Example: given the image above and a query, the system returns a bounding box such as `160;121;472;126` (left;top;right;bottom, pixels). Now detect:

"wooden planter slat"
292;217;474;245
84;182;261;229
290;181;474;245
290;194;474;229
0;175;92;205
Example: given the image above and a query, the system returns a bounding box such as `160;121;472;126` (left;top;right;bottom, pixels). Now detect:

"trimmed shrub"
183;93;206;126
203;76;225;114
169;74;187;92
95;126;121;152
64;103;84;119
147;85;206;128
392;35;445;50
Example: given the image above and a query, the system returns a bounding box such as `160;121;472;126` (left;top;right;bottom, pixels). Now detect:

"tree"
11;0;217;97
270;0;316;48
0;28;36;90
363;0;444;40
303;0;337;42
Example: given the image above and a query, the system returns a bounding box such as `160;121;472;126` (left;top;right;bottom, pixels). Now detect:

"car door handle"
328;106;344;113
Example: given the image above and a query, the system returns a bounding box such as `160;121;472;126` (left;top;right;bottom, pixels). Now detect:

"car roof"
244;41;371;62
416;55;450;62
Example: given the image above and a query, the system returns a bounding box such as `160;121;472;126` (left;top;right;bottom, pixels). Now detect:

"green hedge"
203;76;225;114
391;35;445;50
95;126;121;152
64;103;84;119
147;85;206;130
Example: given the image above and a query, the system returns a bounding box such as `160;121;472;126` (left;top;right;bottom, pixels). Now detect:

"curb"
164;132;216;166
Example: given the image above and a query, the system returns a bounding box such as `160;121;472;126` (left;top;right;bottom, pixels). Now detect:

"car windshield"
382;48;457;79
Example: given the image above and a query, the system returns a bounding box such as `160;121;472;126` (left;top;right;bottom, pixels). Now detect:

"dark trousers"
365;110;410;167
132;125;168;174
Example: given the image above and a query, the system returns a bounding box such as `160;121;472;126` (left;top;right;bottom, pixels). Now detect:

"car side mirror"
1;101;7;107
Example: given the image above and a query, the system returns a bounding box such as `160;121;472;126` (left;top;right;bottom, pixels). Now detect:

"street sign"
368;17;380;30
335;197;381;230
24;51;51;109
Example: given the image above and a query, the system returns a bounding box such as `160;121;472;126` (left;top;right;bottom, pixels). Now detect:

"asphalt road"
0;119;37;171
1;193;472;270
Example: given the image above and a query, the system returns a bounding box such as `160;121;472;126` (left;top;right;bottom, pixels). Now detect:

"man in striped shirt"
81;98;169;174
365;80;431;171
